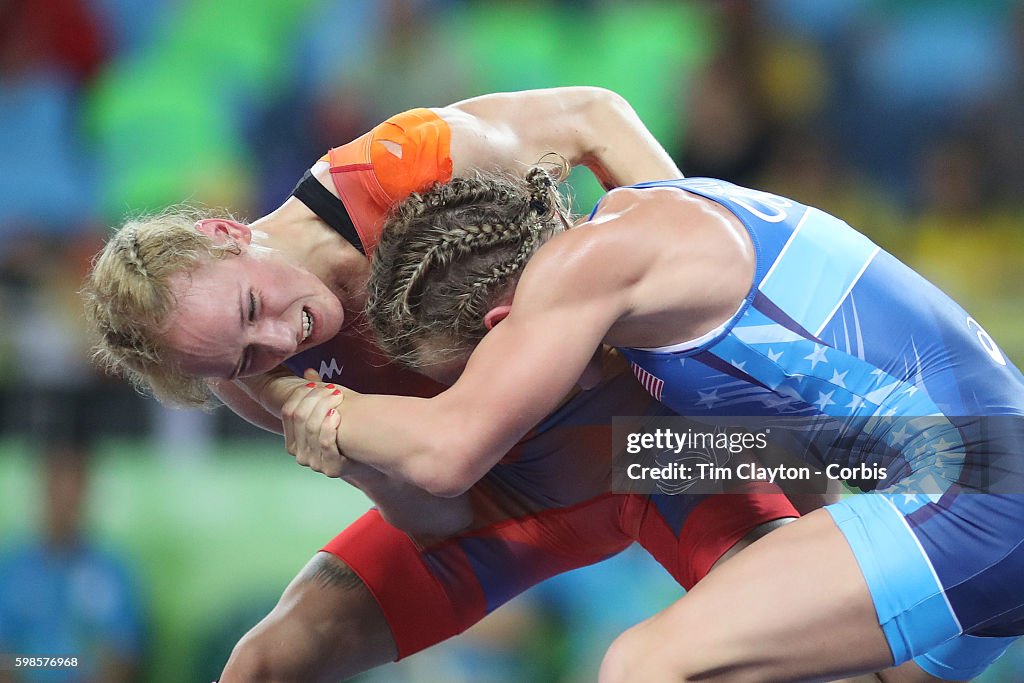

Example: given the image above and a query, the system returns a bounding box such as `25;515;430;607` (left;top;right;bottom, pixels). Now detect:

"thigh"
329;498;637;658
602;509;893;682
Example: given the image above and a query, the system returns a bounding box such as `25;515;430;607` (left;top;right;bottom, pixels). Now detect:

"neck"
251;198;371;315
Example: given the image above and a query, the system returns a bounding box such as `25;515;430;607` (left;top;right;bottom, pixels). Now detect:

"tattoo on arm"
306;555;364;592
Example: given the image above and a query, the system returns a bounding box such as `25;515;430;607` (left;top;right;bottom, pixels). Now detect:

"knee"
220;627;284;682
600;623;693;683
599;618;743;683
599;626;640;683
220;616;335;683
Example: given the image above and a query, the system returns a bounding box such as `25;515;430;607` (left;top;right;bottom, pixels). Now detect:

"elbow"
419;469;477;499
570;87;638;177
577;86;632;120
413;439;488;498
575;85;626;106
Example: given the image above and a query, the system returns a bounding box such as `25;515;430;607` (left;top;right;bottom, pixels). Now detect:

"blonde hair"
367;163;570;368
82;206;241;406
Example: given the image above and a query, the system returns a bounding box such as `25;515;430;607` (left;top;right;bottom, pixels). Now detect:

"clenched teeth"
302;309;314;341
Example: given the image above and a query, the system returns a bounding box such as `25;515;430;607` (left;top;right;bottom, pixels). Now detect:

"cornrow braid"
368;163;572;369
451;231;540;324
397;218;514;318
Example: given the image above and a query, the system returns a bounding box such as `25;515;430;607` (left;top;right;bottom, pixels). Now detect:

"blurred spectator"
0;227;148;680
0;431;147;682
86;0;323;217
976;1;1024;212
677;2;777;185
0;0;107;237
327;0;469;122
841;0;1013;196
905;135;1024;366
757;127;907;255
0;0;106;81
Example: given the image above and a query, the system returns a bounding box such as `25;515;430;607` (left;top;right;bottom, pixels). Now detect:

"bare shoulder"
429;104;505;145
429;105;516;174
536;185;701;270
591;185;708;226
516;199;653;306
589;184;747;260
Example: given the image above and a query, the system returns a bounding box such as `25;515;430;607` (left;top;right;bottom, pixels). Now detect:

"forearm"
242;372;466;488
447;86;681;190
338;393;496;498
232;373;470;534
342;465;472;536
210;378;284;433
574;87;683;188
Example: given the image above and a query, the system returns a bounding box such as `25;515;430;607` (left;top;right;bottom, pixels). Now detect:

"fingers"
317;405;348;478
279;381;320;448
282;383;345;474
296;387;344;469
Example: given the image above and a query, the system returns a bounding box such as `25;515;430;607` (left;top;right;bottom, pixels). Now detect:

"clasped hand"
240;369;353;478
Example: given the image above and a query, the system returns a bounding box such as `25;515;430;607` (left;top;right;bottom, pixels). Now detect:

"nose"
258;318;299;358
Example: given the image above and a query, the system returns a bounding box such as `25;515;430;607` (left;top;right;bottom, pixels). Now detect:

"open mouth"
301;307;315;342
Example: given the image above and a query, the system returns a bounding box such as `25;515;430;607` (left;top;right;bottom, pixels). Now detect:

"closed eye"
248;290;257;322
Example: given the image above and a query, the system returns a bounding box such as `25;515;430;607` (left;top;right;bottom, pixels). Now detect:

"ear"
483;304;512;331
194;218;252;247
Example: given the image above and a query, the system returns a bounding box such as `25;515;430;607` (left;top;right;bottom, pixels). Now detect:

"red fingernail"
332;389;342;396
325;384;335;389
327;408;336;416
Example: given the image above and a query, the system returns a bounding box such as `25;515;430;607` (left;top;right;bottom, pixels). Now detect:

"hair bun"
526;167;554;215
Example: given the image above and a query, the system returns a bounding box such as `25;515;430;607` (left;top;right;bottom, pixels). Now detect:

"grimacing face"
161;245;344;379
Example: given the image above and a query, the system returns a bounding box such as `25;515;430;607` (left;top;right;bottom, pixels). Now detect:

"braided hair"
368;163;571;368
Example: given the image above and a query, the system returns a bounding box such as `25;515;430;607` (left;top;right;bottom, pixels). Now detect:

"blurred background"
0;0;1022;680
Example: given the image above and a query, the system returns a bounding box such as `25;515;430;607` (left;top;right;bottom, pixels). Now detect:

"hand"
238;368;350;477
279;370;350;478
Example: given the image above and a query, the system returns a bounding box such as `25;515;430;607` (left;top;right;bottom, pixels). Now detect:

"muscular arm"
440;86;682;188
214;375;471;536
333;229;635;497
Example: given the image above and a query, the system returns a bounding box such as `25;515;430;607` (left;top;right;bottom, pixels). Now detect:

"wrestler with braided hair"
368;167;567;371
83;88;806;681
267;153;1024;681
